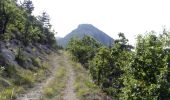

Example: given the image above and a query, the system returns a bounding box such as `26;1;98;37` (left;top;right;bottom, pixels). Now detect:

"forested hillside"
67;31;170;99
0;0;58;99
0;0;56;46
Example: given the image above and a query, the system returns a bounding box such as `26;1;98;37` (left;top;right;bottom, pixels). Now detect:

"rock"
25;47;33;54
34;43;52;54
10;39;21;46
16;52;34;69
0;40;53;69
41;45;52;54
24;58;34;69
0;49;19;67
0;41;6;49
25;46;40;57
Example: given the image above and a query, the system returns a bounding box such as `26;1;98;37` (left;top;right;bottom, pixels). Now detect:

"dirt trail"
63;57;78;100
16;53;61;100
16;53;78;100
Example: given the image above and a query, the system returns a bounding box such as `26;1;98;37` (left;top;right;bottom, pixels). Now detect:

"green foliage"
0;0;57;47
67;36;101;68
89;47;111;86
21;0;34;14
89;33;133;97
73;61;106;100
31;57;41;67
0;87;15;100
15;47;27;66
121;33;170;99
67;32;170;99
0;58;50;99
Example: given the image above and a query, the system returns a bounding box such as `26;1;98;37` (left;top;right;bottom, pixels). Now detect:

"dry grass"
72;61;109;100
0;53;53;100
42;55;68;100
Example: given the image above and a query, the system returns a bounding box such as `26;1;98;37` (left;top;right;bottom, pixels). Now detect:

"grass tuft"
72;61;108;100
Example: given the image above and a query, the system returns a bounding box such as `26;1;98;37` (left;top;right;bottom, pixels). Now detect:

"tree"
67;36;101;68
38;12;51;29
0;0;57;48
89;47;112;86
21;0;34;14
36;12;54;44
20;0;35;45
0;0;23;35
0;0;10;34
121;33;170;99
89;33;133;97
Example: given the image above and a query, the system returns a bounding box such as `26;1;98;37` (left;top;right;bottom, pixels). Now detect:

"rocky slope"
0;39;55;70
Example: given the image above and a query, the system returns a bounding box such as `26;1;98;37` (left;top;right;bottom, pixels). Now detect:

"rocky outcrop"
0;48;19;67
0;39;55;69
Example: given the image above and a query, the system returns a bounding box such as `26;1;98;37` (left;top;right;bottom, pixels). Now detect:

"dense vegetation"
0;0;57;99
67;31;170;99
67;36;101;68
1;0;170;99
0;0;56;47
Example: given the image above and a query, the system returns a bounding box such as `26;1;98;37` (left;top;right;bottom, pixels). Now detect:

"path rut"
63;57;78;100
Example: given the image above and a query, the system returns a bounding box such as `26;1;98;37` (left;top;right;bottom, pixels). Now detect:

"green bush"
121;33;170;99
4;66;17;77
15;48;27;66
31;57;41;67
0;33;13;42
67;36;101;68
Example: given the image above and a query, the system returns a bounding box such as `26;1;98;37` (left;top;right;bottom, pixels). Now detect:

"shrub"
31;57;41;67
15;47;27;66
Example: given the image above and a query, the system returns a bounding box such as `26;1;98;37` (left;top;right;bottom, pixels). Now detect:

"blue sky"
25;0;170;45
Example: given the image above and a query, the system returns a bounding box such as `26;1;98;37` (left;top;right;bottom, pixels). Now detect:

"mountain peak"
57;24;114;47
78;24;94;28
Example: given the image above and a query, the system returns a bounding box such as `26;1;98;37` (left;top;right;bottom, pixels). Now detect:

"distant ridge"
57;24;114;47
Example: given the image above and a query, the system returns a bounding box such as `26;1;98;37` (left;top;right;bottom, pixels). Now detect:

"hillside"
57;24;114;47
1;0;170;100
0;0;58;99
